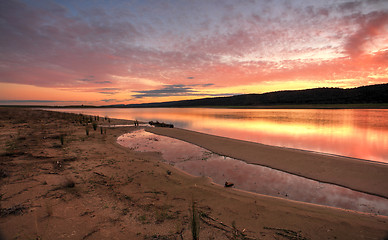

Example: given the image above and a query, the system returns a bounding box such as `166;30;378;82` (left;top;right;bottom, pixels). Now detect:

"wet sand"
147;127;388;199
1;108;388;240
119;129;388;216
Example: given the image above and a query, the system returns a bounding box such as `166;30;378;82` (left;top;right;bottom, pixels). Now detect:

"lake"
49;108;388;163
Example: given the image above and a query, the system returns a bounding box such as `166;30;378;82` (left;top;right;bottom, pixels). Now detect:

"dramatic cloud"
344;11;388;57
0;0;387;105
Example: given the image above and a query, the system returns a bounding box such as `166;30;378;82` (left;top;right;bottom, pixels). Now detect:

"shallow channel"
117;129;388;216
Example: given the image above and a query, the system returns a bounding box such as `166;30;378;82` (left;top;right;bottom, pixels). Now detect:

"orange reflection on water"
193;110;388;162
52;108;388;163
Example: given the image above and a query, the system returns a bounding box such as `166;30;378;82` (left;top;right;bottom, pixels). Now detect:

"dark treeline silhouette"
113;83;388;108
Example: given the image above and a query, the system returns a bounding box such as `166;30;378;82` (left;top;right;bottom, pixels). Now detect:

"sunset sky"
1;0;388;105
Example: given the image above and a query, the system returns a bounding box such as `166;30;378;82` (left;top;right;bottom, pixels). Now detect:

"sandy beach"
1;108;388;240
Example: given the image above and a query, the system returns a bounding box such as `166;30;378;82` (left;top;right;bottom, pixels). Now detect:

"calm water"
117;129;388;216
50;108;388;163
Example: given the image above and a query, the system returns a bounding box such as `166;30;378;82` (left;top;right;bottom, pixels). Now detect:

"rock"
149;121;174;128
224;181;234;187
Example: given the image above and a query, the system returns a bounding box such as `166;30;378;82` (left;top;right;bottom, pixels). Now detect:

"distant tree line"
115;83;388;108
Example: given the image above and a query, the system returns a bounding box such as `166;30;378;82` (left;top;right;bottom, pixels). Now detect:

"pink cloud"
344;11;388;57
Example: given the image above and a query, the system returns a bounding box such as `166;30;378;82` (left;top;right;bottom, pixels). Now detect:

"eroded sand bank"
147;127;388;199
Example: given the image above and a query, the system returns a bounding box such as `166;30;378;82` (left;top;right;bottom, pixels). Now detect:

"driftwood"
199;212;309;240
263;227;309;240
199;211;257;240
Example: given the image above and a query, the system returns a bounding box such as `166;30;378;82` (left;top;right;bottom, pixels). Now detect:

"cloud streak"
133;84;229;99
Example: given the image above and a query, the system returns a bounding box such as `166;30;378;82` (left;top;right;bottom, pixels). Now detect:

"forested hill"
113;83;388;108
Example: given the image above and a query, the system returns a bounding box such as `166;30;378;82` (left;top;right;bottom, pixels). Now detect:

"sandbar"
147;127;388;199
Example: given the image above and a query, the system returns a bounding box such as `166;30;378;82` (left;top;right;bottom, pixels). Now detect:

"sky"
0;0;388;106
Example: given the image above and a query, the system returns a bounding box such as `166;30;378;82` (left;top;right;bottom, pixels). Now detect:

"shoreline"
146;127;388;199
3;102;388;109
120;128;388;216
1;108;388;239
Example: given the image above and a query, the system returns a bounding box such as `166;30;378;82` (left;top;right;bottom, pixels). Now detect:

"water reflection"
50;108;388;163
117;129;388;216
